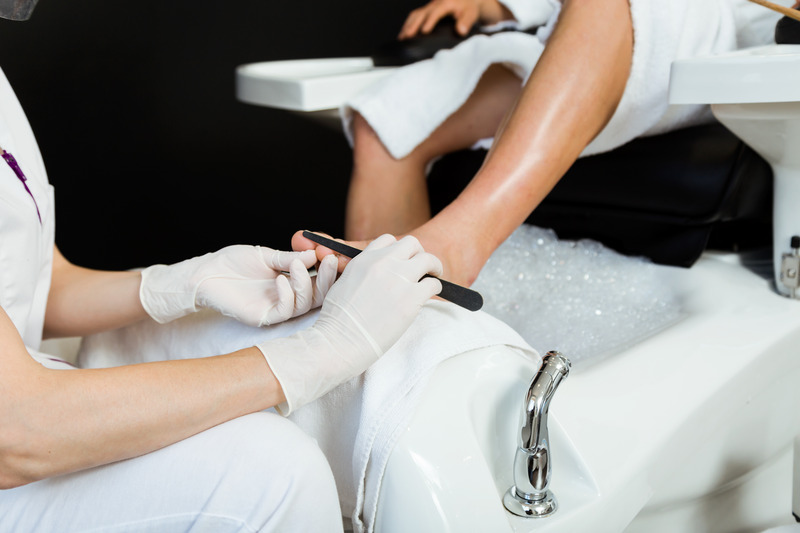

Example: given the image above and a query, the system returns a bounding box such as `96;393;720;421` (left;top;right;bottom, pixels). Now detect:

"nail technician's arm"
44;243;335;338
1;235;440;488
399;0;513;38
0;307;282;488
43;246;148;338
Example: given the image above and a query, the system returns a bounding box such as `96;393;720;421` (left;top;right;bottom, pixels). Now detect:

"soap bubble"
472;225;682;369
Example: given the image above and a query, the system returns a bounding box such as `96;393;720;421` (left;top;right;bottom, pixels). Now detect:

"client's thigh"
0;412;342;533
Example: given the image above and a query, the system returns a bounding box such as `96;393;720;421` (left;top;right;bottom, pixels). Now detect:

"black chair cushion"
428;123;773;267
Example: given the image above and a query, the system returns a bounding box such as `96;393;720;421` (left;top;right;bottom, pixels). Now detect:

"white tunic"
0;71;349;533
0;68;55;353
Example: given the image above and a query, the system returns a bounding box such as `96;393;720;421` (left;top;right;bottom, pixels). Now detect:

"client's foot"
291;227;491;288
291;231;362;273
409;222;492;287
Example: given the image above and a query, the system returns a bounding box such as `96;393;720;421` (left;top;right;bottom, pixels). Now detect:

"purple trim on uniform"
2;150;42;224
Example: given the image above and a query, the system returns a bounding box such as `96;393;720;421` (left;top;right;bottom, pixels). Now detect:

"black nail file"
302;231;483;312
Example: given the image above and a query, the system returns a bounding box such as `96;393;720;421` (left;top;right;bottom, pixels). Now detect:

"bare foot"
292;227;492;288
408;223;493;287
291;230;361;273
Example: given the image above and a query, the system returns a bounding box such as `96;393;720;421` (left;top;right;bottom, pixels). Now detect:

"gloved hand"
140;245;338;327
256;234;443;415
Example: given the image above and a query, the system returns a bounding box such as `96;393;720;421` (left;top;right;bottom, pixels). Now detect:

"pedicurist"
0;1;442;531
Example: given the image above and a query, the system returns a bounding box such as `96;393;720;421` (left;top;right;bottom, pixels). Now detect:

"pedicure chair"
40;36;800;533
235;29;800;529
145;19;791;531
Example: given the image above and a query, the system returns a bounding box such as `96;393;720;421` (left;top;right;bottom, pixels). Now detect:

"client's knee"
351;112;394;163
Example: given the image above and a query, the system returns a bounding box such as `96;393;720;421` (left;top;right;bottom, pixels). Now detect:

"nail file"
302;231;484;312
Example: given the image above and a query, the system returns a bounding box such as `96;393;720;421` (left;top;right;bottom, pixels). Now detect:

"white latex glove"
256;235;443;415
140;245;338;327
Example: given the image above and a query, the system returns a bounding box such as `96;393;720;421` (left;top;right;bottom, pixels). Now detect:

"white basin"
236;57;396;112
669;45;800;105
375;252;800;532
671;44;800;298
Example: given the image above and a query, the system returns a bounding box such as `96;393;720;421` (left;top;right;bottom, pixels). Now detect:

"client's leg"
407;0;633;287
0;412;343;533
345;63;523;241
301;0;634;287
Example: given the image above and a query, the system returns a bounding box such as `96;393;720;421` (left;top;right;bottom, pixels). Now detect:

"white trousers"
0;412;344;533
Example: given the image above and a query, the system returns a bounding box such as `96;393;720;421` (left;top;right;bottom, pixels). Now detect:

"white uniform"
0;69;344;533
342;0;787;160
0;67;55;355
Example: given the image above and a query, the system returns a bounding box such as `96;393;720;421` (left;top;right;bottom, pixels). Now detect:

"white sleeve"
496;0;558;30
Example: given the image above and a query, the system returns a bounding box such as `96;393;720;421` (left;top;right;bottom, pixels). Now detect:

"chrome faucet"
503;351;571;518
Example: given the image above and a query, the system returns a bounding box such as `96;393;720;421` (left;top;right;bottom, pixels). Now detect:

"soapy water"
472;225;683;369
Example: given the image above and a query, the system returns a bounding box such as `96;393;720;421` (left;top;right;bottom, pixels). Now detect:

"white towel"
590;0;781;155
342;30;549;160
498;0;558;30
342;0;781;161
77;301;538;533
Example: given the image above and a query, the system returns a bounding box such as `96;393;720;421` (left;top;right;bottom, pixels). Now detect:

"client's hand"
398;0;512;39
257;235;442;414
139;245;338;327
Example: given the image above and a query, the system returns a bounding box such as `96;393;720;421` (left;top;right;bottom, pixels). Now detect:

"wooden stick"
747;0;800;23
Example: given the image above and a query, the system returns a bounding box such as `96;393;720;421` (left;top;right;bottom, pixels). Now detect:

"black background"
0;0;420;269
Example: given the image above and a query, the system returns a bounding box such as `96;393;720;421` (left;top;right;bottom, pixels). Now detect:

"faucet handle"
504;351;571;518
521;352;570;449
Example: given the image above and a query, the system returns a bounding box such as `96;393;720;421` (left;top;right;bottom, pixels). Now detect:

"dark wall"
0;0;417;269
